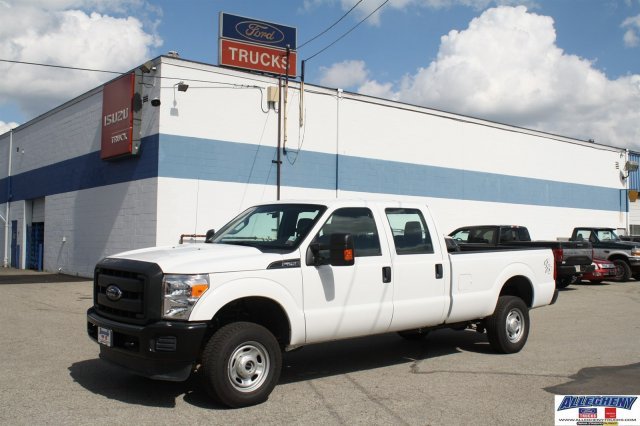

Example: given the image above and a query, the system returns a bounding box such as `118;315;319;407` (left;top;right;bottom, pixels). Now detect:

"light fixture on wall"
176;81;189;92
620;160;639;180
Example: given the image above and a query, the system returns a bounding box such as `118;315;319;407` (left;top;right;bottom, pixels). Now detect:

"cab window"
385;208;433;254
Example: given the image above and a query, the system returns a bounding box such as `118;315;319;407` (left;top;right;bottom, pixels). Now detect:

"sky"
0;0;639;150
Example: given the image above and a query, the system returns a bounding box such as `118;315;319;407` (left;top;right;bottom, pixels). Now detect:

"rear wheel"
486;296;529;354
612;260;631;282
201;322;282;408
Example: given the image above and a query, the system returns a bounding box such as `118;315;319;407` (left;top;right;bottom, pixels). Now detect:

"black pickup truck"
570;227;640;281
449;225;594;288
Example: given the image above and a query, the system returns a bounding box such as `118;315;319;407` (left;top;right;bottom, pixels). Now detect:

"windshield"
211;204;326;251
596;229;620;242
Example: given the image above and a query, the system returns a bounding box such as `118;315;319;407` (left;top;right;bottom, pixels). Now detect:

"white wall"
154;60;626;242
45;179;158;277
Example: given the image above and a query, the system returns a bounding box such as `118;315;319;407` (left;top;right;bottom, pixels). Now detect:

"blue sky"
1;0;639;148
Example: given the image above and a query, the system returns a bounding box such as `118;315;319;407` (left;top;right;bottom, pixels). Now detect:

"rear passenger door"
384;208;448;330
301;207;393;343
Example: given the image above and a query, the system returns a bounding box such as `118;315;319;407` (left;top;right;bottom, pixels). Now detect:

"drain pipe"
3;129;12;268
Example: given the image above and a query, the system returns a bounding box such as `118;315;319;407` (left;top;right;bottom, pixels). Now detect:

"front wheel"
613;259;632;282
201;322;282;408
485;296;529;354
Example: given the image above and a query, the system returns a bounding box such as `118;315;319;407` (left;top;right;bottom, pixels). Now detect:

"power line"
303;0;390;62
298;0;364;50
0;58;123;75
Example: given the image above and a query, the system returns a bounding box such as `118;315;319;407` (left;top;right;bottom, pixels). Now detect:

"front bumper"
87;308;208;381
628;256;640;269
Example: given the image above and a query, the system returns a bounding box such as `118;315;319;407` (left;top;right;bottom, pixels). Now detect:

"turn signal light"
344;249;354;262
191;284;209;298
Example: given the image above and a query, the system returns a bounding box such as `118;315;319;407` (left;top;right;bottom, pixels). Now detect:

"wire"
0;58;122;75
298;0;364;50
303;0;390;62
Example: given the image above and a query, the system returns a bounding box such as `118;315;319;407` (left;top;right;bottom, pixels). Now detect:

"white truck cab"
87;200;557;407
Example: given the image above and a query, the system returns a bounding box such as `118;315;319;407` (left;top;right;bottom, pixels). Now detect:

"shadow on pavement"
544;362;640;395
0;273;90;284
69;329;489;408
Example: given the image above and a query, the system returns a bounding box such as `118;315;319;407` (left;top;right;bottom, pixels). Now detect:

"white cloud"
341;5;640;149
0;120;18;135
319;59;369;87
0;0;162;121
358;79;398;99
333;0;538;25
622;14;640;47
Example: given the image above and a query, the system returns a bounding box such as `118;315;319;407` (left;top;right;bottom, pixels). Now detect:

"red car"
581;258;617;283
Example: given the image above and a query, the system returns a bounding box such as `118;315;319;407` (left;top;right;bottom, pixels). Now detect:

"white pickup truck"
87;200;557;407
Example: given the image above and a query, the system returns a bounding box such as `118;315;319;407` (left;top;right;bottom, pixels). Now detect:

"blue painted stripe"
339;156;623;211
158;134;623;212
0;134;158;203
158;134;336;190
1;133;625;213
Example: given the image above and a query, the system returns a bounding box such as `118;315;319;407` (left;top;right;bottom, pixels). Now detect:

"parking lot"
0;268;638;425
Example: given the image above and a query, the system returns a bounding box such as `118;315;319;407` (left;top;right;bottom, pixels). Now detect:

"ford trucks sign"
101;73;141;160
219;12;297;77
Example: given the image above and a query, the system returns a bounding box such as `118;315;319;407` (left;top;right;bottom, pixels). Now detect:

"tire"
485;296;529;354
612;259;632;282
555;277;572;289
201;322;282;408
397;329;430;340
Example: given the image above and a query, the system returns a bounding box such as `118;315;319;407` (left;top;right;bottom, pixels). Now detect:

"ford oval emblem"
106;285;123;301
235;21;285;44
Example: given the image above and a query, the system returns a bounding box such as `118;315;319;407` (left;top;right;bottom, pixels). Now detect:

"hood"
109;243;293;274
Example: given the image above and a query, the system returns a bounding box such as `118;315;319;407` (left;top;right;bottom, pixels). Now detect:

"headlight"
632;248;640;256
162;274;209;320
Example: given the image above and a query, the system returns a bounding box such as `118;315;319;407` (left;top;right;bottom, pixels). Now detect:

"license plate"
98;327;113;347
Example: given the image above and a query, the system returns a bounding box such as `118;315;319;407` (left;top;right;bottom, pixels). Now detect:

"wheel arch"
499;275;534;308
189;278;305;346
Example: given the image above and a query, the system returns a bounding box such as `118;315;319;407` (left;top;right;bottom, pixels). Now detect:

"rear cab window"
385;208;434;255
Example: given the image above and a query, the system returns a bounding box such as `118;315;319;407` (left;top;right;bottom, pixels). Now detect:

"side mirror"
329;233;355;266
205;229;216;243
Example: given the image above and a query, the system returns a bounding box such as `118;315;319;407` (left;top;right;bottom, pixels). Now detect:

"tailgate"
560;242;592;266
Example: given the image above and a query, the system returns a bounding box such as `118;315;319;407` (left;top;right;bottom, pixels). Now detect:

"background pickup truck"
570;227;640;281
449;225;593;288
87;200;557;408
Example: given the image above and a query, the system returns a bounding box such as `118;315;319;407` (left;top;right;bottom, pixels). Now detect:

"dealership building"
2;54;640;277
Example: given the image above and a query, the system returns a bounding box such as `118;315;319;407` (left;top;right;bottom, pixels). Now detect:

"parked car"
580;258;617;284
570;227;640;281
449;225;593;289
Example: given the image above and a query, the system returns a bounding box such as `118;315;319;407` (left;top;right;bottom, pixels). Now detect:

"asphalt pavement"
0;267;638;425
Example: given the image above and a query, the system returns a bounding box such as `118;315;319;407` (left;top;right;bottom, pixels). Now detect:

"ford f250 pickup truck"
87;200;557;408
570;227;640;281
449;225;593;288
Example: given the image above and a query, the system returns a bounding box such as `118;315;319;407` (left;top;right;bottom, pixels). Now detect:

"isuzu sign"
220;13;296;50
101;73;141;159
219;12;297;77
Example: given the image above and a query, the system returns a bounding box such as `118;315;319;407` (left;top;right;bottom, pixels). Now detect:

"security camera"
151;98;161;107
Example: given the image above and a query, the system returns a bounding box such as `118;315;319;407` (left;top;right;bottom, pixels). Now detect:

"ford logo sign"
235;21;285;44
106;285;123;301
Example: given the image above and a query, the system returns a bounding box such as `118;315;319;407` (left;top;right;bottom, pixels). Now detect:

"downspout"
3;129;12;267
336;88;342;198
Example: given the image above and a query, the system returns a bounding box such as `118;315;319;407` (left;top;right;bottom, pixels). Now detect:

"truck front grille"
96;268;146;319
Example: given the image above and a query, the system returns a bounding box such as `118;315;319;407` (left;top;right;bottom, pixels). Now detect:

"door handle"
435;264;443;279
382;266;391;283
